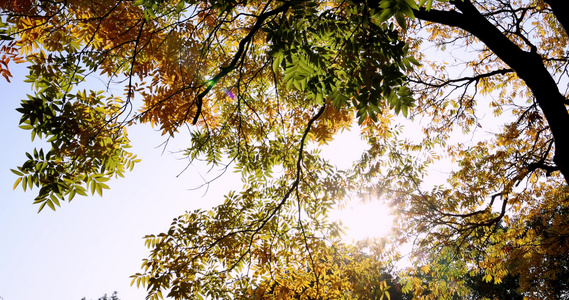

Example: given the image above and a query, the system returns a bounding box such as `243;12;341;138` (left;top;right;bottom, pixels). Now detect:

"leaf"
69;190;76;202
50;195;61;207
75;186;88;196
404;0;419;10
11;169;24;176
401;0;417;19
378;8;394;23
37;201;47;213
401;104;408;117
394;12;407;31
272;52;284;73
46;199;55;211
13;177;22;190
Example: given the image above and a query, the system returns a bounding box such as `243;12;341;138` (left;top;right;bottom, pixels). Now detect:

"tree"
2;1;411;299
392;1;569;298
2;0;569;299
81;291;120;300
398;229;526;300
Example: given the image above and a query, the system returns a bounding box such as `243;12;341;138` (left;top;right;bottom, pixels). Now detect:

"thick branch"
528;162;560;176
415;0;569;183
192;2;292;124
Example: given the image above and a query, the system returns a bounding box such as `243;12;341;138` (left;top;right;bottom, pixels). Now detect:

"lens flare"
224;88;235;100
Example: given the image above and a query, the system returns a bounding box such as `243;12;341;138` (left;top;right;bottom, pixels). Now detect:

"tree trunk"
414;0;569;184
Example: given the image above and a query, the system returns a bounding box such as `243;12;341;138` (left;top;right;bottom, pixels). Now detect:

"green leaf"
378;8;393;23
401;104;409;117
11;169;24;176
22;176;28;191
69;190;76;202
98;182;110;190
395;12;407;30
50;194;61;207
95;183;103;196
358;112;367;124
404;0;419;9
46;200;55;211
379;0;393;9
95;176;110;182
37;201;47;213
293;79;301;91
27;175;34;190
272;52;284;73
408;56;421;66
401;3;416;19
75;186;88;196
369;109;378;122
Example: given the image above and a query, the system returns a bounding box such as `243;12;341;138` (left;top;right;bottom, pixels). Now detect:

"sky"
0;7;512;299
0;64;238;300
0;2;534;298
0;62;395;300
0;33;492;300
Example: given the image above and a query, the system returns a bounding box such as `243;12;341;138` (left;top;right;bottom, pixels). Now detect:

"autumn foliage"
2;0;569;299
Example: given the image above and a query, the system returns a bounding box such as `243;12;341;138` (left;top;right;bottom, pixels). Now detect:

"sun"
330;199;396;242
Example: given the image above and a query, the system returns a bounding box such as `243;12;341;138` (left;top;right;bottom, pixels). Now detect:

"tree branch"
409;68;513;88
528;162;560;176
414;0;569;183
192;1;292;124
